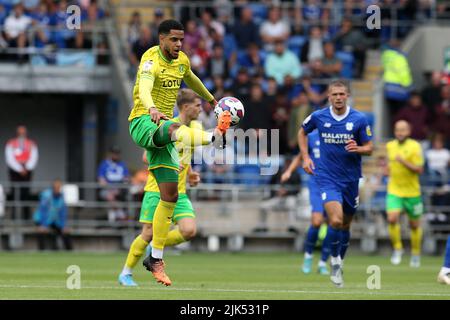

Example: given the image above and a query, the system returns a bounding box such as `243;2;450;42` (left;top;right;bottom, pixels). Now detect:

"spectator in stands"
3;2;31;62
395;91;430;143
367;155;389;215
232;5;260;49
255;157;301;233
238;42;265;77
301;76;328;109
282;74;303;102
198;99;217;130
382;39;413;117
198;10;225;46
130;164;148;206
211;75;226;99
240;83;272;132
264;40;302;86
300;26;325;67
437;0;450;19
190;37;209;78
316;41;342;79
333;17;368;79
149;8;165;41
288;92;313;153
421;71;444;120
34;179;73;251
79;0;106;49
229;67;252;106
259;5;290;52
50;0;80;48
129;26;156;72
97;146;129;222
206;43;229;80
123;11;141;48
183;19;202;50
270;88;291;154
426;133;450;187
30;1;51;48
5;125;38;220
300;0;330;32
434;85;450;145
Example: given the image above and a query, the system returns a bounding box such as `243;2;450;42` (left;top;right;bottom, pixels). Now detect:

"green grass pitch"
0;251;449;300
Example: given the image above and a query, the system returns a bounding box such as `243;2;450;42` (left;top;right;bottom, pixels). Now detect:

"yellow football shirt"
144;117;203;194
386;138;424;197
128;46;192;120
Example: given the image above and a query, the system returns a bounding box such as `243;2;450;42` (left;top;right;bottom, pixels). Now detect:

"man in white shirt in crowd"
5;125;39;219
3;3;31;61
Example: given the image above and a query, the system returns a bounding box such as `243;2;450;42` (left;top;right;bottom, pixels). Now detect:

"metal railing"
0;22;112;66
0;180;449;235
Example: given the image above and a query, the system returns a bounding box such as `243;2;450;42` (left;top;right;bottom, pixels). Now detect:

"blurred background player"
121;89;223;286
385;120;425;267
281;129;331;275
127;19;230;286
437;236;450;285
299;80;373;287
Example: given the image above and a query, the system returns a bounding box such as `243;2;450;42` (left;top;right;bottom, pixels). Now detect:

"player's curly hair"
158;19;184;35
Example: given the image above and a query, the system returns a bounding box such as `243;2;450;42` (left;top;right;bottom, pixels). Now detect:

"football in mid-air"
214;96;245;126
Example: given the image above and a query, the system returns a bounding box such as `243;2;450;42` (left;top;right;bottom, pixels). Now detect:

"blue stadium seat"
335;51;354;79
287;35;306;56
234;164;264;185
248;3;268;25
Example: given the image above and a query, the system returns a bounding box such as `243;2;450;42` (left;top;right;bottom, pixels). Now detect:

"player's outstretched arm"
298;127;315;175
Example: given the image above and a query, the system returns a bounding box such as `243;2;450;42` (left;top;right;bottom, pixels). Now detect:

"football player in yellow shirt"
385;120;424;267
127;20;231;285
120;89;216;286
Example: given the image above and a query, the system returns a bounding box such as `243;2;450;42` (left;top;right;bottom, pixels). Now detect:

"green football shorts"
139;192;195;224
386;193;424;220
129;115;179;171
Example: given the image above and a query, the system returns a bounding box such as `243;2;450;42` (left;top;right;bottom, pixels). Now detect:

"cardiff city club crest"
346;122;354;131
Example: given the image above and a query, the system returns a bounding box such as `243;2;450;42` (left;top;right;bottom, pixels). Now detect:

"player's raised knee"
180;225;196;240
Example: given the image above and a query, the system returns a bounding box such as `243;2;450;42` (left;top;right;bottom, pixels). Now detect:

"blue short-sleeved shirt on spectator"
97;160;129;183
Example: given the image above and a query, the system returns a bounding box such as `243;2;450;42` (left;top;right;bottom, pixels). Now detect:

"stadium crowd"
0;0;108;64
1;1;449;228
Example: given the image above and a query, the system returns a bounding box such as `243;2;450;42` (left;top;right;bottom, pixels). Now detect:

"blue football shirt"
302;106;372;182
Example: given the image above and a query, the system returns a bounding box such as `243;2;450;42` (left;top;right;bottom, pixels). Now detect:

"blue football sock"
340;230;351;260
444;235;450;268
328;226;341;258
321;228;331;262
304;225;319;254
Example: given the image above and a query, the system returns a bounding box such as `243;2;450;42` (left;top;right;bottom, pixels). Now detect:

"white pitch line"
0;284;449;298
